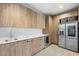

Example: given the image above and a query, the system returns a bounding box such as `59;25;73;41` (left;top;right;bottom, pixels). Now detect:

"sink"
14;38;18;40
5;40;9;42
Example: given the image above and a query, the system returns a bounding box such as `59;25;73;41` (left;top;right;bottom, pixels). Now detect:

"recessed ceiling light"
59;5;63;9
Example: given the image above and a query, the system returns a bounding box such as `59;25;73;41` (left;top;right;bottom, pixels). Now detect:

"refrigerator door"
58;24;66;48
66;21;78;38
59;37;66;48
66;38;78;52
59;24;66;37
66;21;78;52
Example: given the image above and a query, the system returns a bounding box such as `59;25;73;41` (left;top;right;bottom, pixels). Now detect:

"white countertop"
0;34;48;44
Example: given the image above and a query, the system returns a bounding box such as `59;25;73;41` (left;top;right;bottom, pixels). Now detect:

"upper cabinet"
0;4;11;27
37;13;45;29
28;9;37;28
0;4;45;29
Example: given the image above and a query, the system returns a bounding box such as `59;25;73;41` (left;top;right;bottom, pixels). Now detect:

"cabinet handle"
31;40;33;41
27;40;30;42
40;44;42;46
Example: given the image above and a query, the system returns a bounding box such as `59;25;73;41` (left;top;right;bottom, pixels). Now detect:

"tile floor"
34;44;79;56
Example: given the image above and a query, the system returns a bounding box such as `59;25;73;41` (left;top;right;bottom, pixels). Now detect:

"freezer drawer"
59;37;65;48
66;38;78;52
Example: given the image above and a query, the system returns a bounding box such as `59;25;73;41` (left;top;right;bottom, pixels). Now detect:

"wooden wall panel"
52;16;59;44
57;9;78;19
48;16;54;44
44;16;54;45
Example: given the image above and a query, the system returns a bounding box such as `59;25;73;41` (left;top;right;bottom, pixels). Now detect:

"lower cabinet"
38;37;45;51
10;42;16;56
32;38;40;55
0;37;45;56
0;43;11;56
32;37;44;55
15;41;23;56
22;40;28;56
26;39;33;56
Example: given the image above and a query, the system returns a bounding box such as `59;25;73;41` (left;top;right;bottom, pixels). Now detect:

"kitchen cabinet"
0;4;20;27
10;41;23;56
8;40;29;56
0;37;45;56
10;39;33;56
10;4;20;27
0;4;45;29
38;37;45;50
0;4;11;27
0;43;11;56
27;9;37;28
31;11;37;28
26;39;33;56
32;37;45;55
32;38;40;54
25;8;32;28
15;41;23;56
23;38;44;56
37;13;45;29
22;40;27;56
10;42;16;56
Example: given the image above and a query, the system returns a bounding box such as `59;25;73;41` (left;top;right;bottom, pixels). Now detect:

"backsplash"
0;27;11;38
0;27;42;38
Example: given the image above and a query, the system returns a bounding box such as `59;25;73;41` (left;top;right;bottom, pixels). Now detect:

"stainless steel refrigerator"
59;21;79;52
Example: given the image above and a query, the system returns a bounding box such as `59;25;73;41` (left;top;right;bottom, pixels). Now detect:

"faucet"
9;29;18;40
5;29;13;42
10;29;13;38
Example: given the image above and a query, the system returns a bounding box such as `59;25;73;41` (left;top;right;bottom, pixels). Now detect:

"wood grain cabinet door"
10;42;16;56
10;40;28;56
10;40;32;56
10;41;23;56
22;40;28;56
0;43;11;56
32;38;40;55
15;41;23;56
37;13;45;29
32;37;45;55
26;39;33;56
38;37;45;51
0;37;45;56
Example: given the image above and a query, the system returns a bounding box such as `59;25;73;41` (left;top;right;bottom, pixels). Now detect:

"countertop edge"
0;34;48;45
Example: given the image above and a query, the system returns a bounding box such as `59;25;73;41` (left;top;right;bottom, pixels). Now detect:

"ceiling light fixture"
59;5;63;9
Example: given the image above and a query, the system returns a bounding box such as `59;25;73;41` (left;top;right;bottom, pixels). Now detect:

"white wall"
0;27;42;38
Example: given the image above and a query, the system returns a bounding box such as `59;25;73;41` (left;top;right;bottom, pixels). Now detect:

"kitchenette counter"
0;34;48;45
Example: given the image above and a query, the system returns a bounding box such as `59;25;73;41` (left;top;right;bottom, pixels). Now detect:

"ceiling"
24;3;79;15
